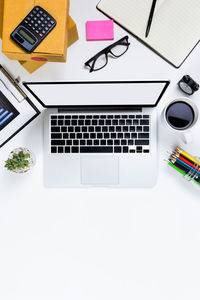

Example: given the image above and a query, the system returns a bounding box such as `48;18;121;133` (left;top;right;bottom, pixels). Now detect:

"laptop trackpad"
81;156;119;186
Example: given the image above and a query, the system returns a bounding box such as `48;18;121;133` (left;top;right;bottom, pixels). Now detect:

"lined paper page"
97;0;200;67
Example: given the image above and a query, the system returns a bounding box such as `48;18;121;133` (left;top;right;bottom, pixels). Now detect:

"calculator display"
19;29;35;44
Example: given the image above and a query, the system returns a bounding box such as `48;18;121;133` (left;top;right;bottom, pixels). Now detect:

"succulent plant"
4;150;30;171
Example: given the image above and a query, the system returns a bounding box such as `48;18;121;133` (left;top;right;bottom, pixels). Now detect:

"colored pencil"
167;147;200;186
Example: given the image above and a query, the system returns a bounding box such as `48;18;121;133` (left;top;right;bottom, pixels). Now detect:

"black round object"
178;75;199;95
166;101;194;130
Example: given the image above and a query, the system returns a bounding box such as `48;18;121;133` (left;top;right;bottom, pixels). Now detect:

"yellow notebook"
97;0;200;67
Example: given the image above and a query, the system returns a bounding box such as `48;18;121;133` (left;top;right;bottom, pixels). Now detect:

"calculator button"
32;27;35;30
36;13;40;17
38;26;42;30
24;20;28;24
39;10;43;14
50;20;55;24
39;33;43;37
30;13;34;17
35;7;39;11
47;23;51;27
43;13;47;17
44;20;48;24
35;23;38;27
38;20;41;24
45;26;48;30
40;17;44;21
42;30;46;34
47;17;50;21
41;23;45;27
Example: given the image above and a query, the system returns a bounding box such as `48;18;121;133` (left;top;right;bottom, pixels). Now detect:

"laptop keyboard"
50;114;150;154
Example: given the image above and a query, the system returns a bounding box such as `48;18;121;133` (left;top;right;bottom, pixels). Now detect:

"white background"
0;0;200;299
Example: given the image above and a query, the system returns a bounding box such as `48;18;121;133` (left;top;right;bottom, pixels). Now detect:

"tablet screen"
0;91;19;131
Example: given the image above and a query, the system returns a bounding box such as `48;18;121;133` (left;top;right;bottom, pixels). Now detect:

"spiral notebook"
97;0;200;68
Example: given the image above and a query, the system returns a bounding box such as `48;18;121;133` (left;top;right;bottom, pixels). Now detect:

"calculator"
10;6;56;53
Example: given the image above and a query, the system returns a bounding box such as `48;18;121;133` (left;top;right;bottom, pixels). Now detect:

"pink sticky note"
86;20;114;41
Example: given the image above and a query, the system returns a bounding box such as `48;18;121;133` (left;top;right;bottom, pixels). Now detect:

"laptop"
24;80;169;187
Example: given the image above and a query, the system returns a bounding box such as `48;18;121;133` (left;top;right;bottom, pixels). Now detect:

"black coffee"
166;101;194;130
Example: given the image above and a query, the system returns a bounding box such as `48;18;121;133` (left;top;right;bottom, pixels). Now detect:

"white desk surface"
1;1;200;299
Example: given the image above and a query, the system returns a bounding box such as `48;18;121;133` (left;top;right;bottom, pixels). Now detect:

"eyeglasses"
84;36;130;73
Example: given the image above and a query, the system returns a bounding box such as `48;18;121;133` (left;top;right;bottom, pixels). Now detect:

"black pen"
145;0;157;38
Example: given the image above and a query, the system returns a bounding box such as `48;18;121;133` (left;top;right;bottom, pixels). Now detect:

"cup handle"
181;130;193;144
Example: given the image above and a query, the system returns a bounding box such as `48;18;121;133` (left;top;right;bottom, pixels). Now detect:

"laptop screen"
23;81;169;108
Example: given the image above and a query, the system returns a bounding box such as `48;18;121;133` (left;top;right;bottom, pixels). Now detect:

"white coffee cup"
162;97;198;144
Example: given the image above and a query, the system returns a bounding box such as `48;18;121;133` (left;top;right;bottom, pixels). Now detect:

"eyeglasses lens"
110;42;129;57
92;53;108;71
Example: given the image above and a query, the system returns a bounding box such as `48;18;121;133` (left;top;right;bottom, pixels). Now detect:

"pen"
145;0;157;38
